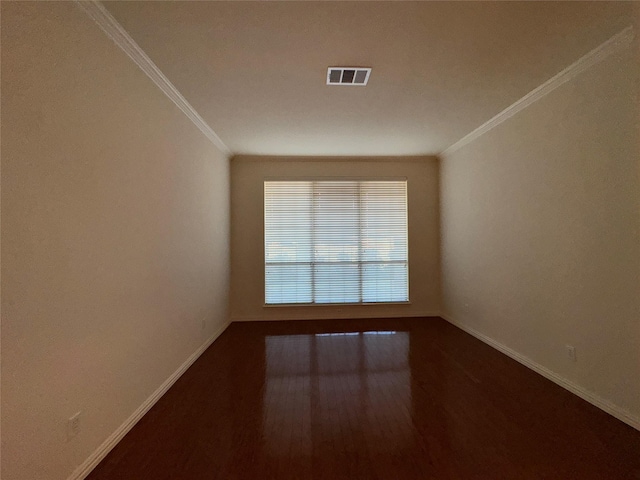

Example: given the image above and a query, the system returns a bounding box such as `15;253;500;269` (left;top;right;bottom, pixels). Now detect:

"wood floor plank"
87;317;640;479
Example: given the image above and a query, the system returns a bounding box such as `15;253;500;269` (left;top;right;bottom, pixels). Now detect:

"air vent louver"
327;67;371;86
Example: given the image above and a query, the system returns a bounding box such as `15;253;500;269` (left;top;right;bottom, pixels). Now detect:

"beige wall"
440;43;640;424
1;3;230;480
2;5;637;480
230;156;441;321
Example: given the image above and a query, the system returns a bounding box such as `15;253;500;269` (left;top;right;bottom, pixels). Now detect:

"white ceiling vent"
327;67;371;86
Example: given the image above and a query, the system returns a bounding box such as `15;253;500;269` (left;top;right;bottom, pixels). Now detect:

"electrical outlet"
67;411;82;440
201;317;207;331
566;345;577;362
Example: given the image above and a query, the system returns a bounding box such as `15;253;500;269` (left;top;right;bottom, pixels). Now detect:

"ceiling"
103;1;634;157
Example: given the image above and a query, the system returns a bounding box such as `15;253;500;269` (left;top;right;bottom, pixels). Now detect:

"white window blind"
264;180;408;304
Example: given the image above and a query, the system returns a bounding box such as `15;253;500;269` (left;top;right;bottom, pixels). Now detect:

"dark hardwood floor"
87;317;640;479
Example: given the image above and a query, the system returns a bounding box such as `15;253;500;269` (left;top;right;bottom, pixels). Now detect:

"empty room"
2;1;639;479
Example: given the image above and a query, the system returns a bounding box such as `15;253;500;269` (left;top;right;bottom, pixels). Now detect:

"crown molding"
441;26;635;157
74;0;231;156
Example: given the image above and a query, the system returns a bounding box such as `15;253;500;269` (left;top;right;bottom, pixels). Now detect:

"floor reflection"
264;330;411;457
86;319;640;480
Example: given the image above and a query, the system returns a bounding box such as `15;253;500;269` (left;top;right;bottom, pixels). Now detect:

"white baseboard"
67;320;231;480
440;313;640;431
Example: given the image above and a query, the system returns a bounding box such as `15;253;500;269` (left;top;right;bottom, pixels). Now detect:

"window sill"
263;301;411;308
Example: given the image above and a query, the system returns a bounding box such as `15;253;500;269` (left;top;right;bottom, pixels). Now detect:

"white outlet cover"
67;411;82;440
566;345;577;361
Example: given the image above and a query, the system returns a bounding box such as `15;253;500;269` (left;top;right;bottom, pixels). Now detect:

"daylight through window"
264;180;408;304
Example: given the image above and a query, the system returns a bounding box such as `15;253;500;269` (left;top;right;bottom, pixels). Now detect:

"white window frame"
263;178;410;306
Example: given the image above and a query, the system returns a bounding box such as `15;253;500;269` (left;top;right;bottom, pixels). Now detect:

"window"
264;180;408;304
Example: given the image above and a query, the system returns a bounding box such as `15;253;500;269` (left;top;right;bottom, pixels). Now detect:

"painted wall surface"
1;3;230;479
440;44;640;424
230;156;441;321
